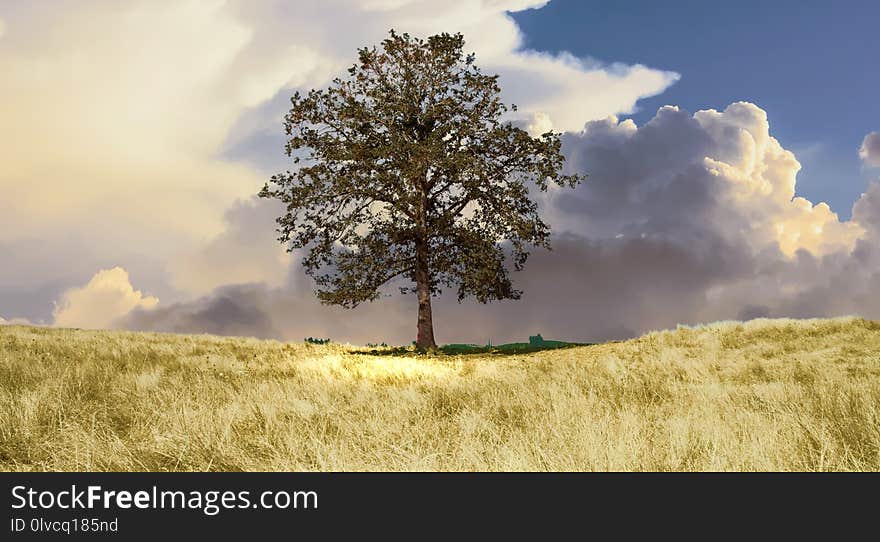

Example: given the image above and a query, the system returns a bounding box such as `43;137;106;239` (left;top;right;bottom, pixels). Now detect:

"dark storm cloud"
123;285;281;339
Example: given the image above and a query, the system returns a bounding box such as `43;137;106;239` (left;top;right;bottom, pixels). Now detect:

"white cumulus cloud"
53;268;159;330
555;102;862;258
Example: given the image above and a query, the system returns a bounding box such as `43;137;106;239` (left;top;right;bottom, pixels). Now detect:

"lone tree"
260;31;580;350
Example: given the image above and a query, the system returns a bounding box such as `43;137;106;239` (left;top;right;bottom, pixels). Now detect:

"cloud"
53;268;158;330
861;132;880;167
122;284;283;340
554;102;862;258
0;1;268;318
546;103;880;330
852;181;880;234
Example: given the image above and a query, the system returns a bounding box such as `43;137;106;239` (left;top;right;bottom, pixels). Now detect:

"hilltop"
1;317;878;471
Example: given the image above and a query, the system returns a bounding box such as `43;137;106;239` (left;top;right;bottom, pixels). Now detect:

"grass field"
1;317;879;471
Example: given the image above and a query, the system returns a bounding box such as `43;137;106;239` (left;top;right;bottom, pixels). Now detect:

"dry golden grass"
1;317;879;471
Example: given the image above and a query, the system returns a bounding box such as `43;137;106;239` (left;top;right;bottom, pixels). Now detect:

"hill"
1;317;879;471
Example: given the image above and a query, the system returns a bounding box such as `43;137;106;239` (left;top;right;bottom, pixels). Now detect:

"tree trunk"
415;239;436;350
414;175;436;350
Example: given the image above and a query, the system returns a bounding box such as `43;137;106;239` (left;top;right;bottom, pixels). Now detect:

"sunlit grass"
1;317;879;471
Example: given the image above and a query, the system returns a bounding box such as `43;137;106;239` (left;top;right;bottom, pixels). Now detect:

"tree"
260;30;580;350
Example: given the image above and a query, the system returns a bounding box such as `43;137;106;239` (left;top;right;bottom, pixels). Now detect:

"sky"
1;0;879;344
512;0;880;218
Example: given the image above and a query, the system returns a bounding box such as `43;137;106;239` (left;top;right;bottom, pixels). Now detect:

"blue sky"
513;0;880;217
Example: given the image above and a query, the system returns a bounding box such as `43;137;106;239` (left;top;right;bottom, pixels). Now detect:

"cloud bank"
3;2;880;344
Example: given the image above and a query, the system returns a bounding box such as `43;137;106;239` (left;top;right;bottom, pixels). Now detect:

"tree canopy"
260;30;581;349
